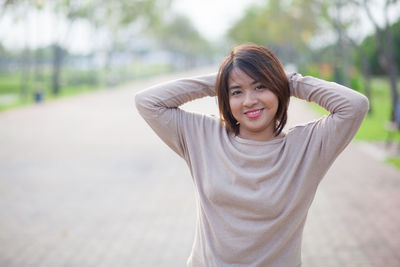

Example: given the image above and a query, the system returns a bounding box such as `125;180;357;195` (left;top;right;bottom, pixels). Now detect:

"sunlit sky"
172;0;259;41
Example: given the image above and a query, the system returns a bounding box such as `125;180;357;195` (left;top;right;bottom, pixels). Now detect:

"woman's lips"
244;108;264;118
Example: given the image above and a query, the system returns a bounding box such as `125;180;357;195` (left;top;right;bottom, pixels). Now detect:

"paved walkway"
0;69;399;267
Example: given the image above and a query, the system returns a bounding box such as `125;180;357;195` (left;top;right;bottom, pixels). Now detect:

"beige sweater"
135;72;369;267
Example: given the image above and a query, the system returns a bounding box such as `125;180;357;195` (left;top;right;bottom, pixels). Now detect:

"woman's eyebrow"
228;85;241;90
228;80;259;90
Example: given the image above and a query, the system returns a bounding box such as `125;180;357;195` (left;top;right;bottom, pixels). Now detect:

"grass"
310;77;400;169
0;73;20;94
386;157;400;168
0;72;100;112
0;63;171;112
356;78;400;142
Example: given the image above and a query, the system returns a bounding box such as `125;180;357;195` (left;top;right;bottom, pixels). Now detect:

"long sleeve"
287;72;369;167
135;73;217;157
135;72;370;267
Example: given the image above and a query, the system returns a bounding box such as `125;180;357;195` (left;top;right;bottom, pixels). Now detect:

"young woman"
135;44;369;267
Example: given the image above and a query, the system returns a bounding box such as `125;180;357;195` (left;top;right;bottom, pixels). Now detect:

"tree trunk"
20;48;31;99
384;22;399;121
374;21;399;122
364;0;399;122
361;55;372;114
52;44;62;95
333;0;349;86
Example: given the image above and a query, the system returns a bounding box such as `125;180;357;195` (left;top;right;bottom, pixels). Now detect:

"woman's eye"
231;90;242;96
255;85;265;90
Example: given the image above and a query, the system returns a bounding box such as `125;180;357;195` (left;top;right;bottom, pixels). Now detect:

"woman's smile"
244;108;264;118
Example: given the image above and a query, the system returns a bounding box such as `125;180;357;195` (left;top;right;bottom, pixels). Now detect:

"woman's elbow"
134;90;149;114
135;90;149;109
358;94;370;117
350;93;369;119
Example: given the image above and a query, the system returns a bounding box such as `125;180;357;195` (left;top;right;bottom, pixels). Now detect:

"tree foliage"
227;0;320;63
1;0;176;95
151;14;214;68
357;19;400;75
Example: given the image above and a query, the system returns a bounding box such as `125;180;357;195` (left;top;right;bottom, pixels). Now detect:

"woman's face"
228;67;279;141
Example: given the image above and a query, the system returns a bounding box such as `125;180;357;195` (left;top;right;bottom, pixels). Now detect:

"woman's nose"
243;92;257;106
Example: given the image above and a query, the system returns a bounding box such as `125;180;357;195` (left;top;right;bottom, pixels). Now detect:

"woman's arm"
288;72;369;119
135;73;217;157
287;72;369;163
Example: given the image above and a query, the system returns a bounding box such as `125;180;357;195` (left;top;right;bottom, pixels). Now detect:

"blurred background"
1;1;400;266
1;0;400;166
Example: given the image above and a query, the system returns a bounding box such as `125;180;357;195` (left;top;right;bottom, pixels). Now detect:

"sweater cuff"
285;71;297;97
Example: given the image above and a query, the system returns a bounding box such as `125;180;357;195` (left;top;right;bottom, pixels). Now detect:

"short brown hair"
216;43;290;136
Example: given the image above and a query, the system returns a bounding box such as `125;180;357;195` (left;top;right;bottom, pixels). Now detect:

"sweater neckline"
231;132;286;145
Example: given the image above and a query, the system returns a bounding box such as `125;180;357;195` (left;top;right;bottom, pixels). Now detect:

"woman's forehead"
228;67;259;86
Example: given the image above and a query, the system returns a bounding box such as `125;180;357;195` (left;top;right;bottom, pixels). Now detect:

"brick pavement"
0;69;399;267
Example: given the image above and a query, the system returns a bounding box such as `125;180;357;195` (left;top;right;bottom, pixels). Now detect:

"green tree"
358;20;400;75
0;0;18;18
358;0;399;122
1;0;37;98
83;0;172;84
152;14;214;68
227;0;319;64
1;0;175;98
321;0;357;85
